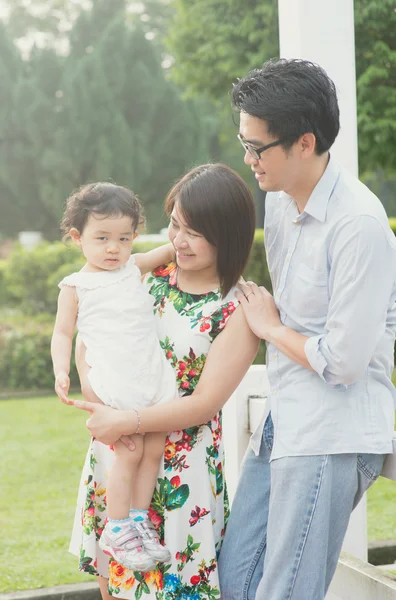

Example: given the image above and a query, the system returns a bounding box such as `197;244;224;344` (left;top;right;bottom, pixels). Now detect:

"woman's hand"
73;400;136;450
236;281;282;341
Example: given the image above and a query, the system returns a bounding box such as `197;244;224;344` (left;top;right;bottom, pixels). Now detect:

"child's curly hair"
60;182;144;240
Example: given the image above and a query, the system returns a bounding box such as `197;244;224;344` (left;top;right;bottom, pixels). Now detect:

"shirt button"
286;254;291;263
294;221;301;226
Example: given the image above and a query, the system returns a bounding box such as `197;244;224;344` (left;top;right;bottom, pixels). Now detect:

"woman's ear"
69;228;82;246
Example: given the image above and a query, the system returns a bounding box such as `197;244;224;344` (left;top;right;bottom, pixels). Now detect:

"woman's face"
168;202;217;273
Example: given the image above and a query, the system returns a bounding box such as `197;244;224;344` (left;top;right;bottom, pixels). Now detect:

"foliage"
166;0;278;99
355;0;396;176
0;260;7;305
0;231;270;314
0;0;214;238
166;0;396;183
1;241;83;314
0;233;269;389
0;310;79;390
363;172;396;218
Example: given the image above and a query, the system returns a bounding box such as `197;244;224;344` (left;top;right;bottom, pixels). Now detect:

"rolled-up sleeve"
304;215;396;386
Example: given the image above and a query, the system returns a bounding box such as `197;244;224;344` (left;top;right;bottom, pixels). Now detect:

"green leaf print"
158;476;173;497
108;586;120;596
84;565;98;576
166;484;190;511
216;466;224;495
89;454;97;470
169;288;188;312
149;281;169;302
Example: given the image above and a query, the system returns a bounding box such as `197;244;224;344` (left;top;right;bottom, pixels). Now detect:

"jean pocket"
357;453;384;482
263;414;274;451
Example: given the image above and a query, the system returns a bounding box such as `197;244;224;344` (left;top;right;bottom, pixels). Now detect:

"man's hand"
55;372;72;405
73;400;136;450
236;281;282;341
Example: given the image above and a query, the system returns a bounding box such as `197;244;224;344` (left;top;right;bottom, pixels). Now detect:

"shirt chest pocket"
291;263;328;318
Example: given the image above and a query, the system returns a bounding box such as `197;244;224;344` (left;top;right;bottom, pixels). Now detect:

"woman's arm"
134;243;175;275
73;306;259;444
51;286;78;405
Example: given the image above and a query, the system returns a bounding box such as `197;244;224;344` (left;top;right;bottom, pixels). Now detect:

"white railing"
223;365;396;600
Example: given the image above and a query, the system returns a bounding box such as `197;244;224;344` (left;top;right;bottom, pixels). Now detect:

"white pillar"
278;0;366;562
223;365;270;503
277;0;358;177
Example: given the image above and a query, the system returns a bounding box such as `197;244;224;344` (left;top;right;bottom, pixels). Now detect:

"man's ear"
300;132;316;157
69;228;82;246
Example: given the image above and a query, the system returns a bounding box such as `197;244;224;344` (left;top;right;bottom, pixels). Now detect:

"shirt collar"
302;155;341;223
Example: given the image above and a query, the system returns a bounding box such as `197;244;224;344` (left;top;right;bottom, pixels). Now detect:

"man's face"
239;112;300;193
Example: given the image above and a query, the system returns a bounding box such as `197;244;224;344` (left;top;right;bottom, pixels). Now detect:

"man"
218;58;396;600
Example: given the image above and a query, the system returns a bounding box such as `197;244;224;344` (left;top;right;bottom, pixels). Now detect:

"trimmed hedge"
0;233;268;390
0;231;271;316
0;311;78;392
4;217;396;391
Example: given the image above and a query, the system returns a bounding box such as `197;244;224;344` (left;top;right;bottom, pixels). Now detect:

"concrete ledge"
0;583;100;600
327;552;396;600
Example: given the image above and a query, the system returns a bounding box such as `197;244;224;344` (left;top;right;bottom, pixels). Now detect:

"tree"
166;0;396;182
167;0;278;99
3;0;91;49
354;0;396;176
0;0;215;238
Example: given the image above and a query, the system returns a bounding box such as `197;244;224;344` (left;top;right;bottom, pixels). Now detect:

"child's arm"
134;243;175;275
51;286;78;405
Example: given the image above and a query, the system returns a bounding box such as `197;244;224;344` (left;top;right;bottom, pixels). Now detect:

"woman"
71;163;259;599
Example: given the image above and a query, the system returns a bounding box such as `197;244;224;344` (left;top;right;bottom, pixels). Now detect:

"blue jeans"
218;414;385;600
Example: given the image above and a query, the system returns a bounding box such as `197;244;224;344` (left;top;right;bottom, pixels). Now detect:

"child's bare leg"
129;432;171;563
107;436;144;519
98;577;112;600
99;435;156;571
131;432;167;509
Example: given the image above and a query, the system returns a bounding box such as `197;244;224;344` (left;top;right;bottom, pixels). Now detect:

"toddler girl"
51;182;177;572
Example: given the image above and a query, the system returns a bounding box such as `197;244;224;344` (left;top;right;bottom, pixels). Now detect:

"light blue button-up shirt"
250;157;396;460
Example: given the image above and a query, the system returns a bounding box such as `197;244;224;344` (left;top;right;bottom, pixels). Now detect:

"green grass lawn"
1;395;395;593
367;476;396;542
0;395;96;593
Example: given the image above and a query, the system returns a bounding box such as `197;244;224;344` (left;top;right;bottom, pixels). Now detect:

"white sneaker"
134;519;172;563
99;522;156;571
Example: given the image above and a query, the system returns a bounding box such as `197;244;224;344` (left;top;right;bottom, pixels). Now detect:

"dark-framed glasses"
237;133;285;160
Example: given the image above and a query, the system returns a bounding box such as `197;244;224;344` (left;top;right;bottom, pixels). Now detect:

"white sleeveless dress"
59;255;177;409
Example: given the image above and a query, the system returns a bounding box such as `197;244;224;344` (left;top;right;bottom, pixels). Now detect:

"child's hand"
55;372;72;405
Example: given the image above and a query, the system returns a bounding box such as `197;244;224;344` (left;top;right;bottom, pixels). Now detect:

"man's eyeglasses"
237;134;285;160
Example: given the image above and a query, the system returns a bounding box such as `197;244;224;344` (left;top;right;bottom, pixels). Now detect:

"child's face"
71;213;136;272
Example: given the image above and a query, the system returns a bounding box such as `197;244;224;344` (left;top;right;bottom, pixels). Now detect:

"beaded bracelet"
132;408;141;434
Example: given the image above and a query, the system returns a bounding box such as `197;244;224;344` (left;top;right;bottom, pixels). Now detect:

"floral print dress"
69;262;238;600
